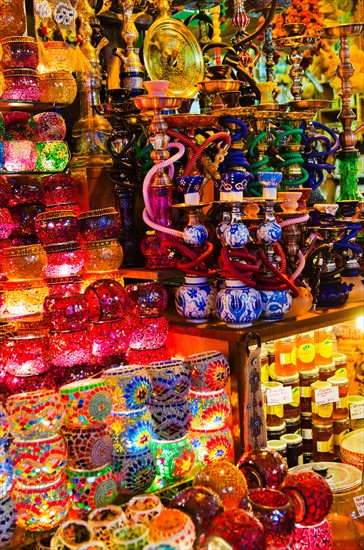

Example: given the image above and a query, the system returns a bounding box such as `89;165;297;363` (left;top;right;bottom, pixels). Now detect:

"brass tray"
143;16;204;98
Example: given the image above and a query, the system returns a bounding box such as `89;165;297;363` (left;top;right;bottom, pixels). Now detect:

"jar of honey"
318;361;336;382
267;422;286;440
348;395;364;430
280;433;303;467
332;352;347;377
314;326;333;365
262;381;284;427
272;372;300;419
333;417;351;458
311;380;334;425
312;423;334;461
299;368;319;413
328;376;349;420
301;412;313;454
296;332;316;372
263;342;275;365
266;439;287;459
285;416;301;435
274;338;297;377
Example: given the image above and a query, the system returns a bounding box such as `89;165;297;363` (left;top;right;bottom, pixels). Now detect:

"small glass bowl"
49;328;92;368
1;69;40;101
83;239;123;273
3;111;35;141
43;41;74;73
35;210;79;245
79;208;121;242
129;316;169;350
7;175;41;207
44;241;84;278
9;203;44;241
39;71;77;105
2;244;47;281
35;141;71;173
125;283;168;318
46;275;82;295
0;207;14;239
85;278;127;321
4;279;49;316
5;334;49;377
90;318;131;364
4;140;37;172
39;173;79;207
33;112;67;142
0;36;38;69
43;292;90;331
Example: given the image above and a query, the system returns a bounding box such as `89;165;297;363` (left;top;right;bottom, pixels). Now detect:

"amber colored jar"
311;380;334;425
274;338;297;377
39;71;77;105
299;368;319;413
267;422;286;440
272;372;300;419
296;332;316;372
332;352;347;377
319;361;336;382
333;417;351;458
0;36;38;70
327;376;349;420
285;416;301;435
314;326;333;365
43;41;73;73
312;423;334;462
262;381;284;427
280;433;303;467
301;412;313;454
83;239;123;274
267;439;287;459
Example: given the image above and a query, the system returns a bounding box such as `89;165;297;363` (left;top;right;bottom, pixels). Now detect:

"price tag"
354;494;364;517
314;386;339;405
266;386;292;405
350;403;364;420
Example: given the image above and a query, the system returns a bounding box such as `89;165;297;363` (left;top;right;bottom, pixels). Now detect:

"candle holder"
33;113;67;143
90;318;131;365
6;334;49;377
184;350;230;392
62;425;113;470
150;436;195;481
109;407;154;454
189;425;233;465
148;509;196;550
189;389;231;430
83;239;124;273
112;524;150;550
67;465;118;512
125;495;164;526
112;447;156;496
59;378;113;428
193;460;248;510
148;359;191;403
102;365;152;411
205;509;265;550
3;244;47;281
0;494;16;547
88;505;127;548
44;293;90;331
49;328;93;368
129;315;169;350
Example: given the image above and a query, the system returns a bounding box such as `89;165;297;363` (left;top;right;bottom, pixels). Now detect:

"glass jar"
280;433;303;467
44;293;90;332
3;111;35;141
299;368;319;413
301;412;313;454
267;439;287;459
46;275;82;295
66;464;117;513
272;372;300;419
85;279;127;322
296;332;316;372
40;173;79;207
35;141;71;173
126;282;169;318
312;423;334;461
285;416;301;435
90;318;131;364
4;140;37;172
333;352;348;377
319;361;336;381
33;112;67;142
327;376;349;420
4;279;49;316
188;389;230;431
263;381;284;427
274;338;297;377
79;208;121;242
83;239;123;273
0;36;38;69
267;422;287;440
311;380;334;425
348;396;364;430
129;315;169;351
39;71;77;105
6;334;49;376
45;241;84;278
314;326;333;365
1;68;40;101
333;417;351;458
0;0;26;39
3;244;47;281
49;328;92;368
43;41;73;73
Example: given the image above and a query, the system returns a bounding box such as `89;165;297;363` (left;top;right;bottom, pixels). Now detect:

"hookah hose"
161;236;216;277
280;213;310;228
273;125;309;187
183;132;232;176
247;131;272;196
333;222;363;255
167;129;199;154
301;122;339;189
219;117;249;141
256;243;300;297
219;246;260;286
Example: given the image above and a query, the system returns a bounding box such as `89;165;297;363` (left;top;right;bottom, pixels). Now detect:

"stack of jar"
59;377;118;513
102;365;157;496
185;350;234;466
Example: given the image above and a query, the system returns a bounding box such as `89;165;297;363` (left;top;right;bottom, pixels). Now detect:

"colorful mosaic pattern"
109;408;154;454
148;509;196;550
188;425;233;465
188;389;230;431
113;448;156;496
185;351;230;392
59;379;113;428
150;437;195;481
125;495;164;526
102;366;152;412
193;461;248;511
67;465;117;513
147;360;191;403
88;505;127;549
0;495;16;545
49;329;92;368
293;519;332;549
205;509;265;550
62;425;113;470
129;316;169;351
113;524;149;550
149;400;191;440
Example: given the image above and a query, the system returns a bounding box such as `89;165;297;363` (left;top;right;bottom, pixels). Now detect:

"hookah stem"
273;125;309;187
183;132;232;176
247;131;272;196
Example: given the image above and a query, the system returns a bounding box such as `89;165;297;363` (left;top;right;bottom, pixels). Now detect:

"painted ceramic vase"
12;475;70;531
175;277;216;324
193;460;248;510
256;221;282;244
183;224;208;246
10;434;67;485
67;465;118;512
125;282;168;318
149;400;191;440
237;449;288;490
147;359;191;403
0;494;16;546
292;519;332;549
125;494;164;526
108;408;154;454
112;524;149;550
129;316;169;350
88;505;127;549
150;436;195;481
188;389;231;430
112;448;156;496
260;289;292;321
148;509;196;550
59;378;113;428
216;279;262;328
223;222;250;248
205;509;265;550
184;350;230;392
62;425;113;470
102;365;152;411
189;425;233;465
317;281;352;308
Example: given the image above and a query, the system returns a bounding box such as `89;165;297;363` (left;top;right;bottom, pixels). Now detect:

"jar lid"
327;375;349;386
312;423;333;428
79;207;118;219
272;372;299;383
267;439;287;452
332;352;347;365
267;422;286;432
289;462;363;493
301;412;312;418
333;417;350;425
285;416;301;424
311;380;332;390
280;433;303;445
0;36;37;44
299;367;320;378
318;361;336;371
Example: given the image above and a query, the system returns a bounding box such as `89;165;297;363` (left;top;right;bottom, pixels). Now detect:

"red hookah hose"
257;249;300;297
161;235;216;277
167;129;199;153
183;132;232;176
219;246;259;287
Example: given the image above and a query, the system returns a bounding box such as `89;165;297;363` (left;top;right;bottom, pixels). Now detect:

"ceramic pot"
260;289;292;321
175;277;216;324
216;279;262;328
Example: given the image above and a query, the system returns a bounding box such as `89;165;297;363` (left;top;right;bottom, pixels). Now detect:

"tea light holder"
0;442;13;495
38;71;78;105
205;509;265;550
128;316;169;351
35;210;80;245
113;447;156;496
33;112;67;142
112;524;149;550
0;494;16;546
292;519;332;550
109;408;154;454
59;378;113;428
5;334;49;377
3;244;47;281
3;140;37;172
184;350;230;392
10;434;67;485
102;365;152;411
35;142;71;173
43;293;90;332
66;465;118;513
4;279;49;316
45;242;84;278
1;69;40;101
125;494;164;526
58;519;95;549
193;460;248;510
40;173;79;207
85;279;127;322
125;283;168;318
46;276;82;296
79;208;121;242
188;425;233;465
62;425;113;470
147;360;191;403
12;475;70;531
127;347;170;366
148;509;196;550
0;36;39;69
90;319;131;364
88;505;127;549
188;389;231;430
149;400;191;440
49;329;93;368
83;239;124;274
150;436;195;481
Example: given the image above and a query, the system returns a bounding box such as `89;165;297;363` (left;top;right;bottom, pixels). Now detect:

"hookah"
246;110;278;196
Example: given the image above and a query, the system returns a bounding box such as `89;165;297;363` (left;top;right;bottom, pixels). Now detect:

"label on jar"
302;428;313;439
279;352;292;365
312;401;334;418
291;386;300;407
318;338;333;359
300;386;311;398
267;404;284;418
261;363;270;384
266;386;293;405
334;429;350;447
316;436;334;453
354;494;364;517
297;343;315;364
350;403;364;420
335;367;347;377
314;386;339;405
